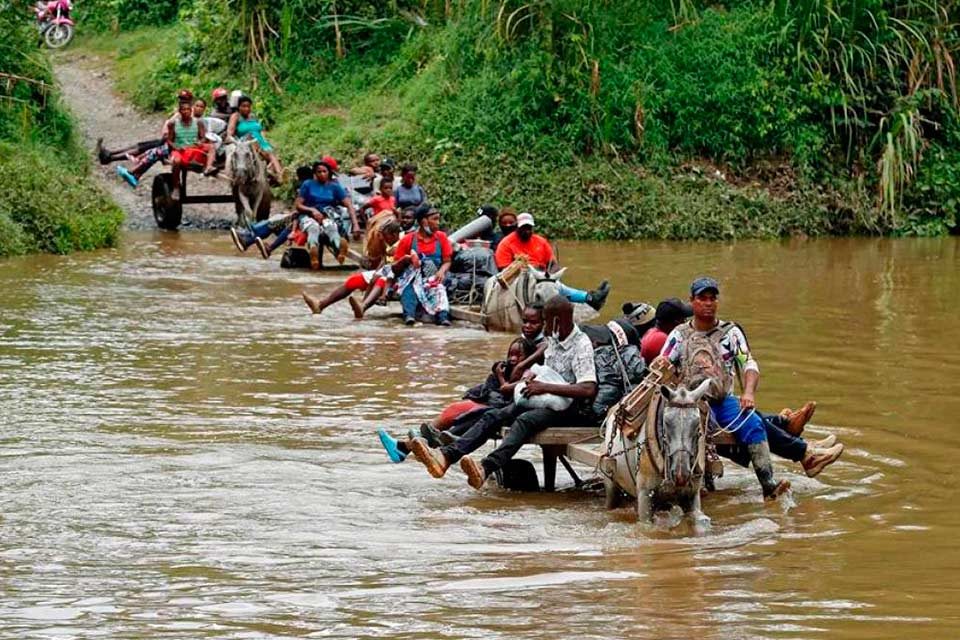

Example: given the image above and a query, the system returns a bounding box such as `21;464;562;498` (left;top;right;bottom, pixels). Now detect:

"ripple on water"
1;233;957;638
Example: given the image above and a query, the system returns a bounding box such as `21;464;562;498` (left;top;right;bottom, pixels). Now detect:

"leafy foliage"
0;8;124;257
78;0;960;237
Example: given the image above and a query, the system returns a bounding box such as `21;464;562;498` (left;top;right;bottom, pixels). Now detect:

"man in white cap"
494;212;611;310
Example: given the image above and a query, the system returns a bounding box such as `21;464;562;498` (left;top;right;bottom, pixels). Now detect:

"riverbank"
71;27;855;240
0;15;123;257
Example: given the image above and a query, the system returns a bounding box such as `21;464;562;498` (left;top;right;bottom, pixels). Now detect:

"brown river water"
1;231;958;638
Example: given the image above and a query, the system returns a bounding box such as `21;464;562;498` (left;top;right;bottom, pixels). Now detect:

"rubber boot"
586;280;611;311
747;440;790;500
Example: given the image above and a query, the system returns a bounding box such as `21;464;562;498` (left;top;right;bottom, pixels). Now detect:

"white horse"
480;263;597;333
225;138;269;228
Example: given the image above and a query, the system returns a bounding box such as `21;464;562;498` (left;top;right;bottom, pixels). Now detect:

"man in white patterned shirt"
410;295;598;489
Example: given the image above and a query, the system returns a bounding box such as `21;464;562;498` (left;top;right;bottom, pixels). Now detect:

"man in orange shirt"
494;212;610;311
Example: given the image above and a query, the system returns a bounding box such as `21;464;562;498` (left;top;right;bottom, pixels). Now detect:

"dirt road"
54;54;246;230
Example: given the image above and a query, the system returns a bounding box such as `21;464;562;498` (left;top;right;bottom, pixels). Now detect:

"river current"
1;232;958;638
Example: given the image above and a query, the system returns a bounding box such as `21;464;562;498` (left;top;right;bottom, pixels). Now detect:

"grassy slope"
74;26;846;240
0;59;124;258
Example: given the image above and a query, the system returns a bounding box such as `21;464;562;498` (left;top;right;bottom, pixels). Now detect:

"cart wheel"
603;476;622;509
152;174;182;230
496;459;540;492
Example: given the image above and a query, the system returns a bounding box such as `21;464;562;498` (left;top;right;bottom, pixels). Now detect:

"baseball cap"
517;212;535;228
656;298;694;324
317;155;339;174
690;276;720;296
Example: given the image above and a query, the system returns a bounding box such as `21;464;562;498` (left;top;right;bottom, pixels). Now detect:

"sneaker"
802;443;844;478
781;401;816;436
348;296;364;319
115;166;138;188
336;238;350;264
376;429;407;464
586;280;611;311
436;312;452;327
409;438;449;478
254;237;270;259
419;423;446;448
460;456;487;490
229;228;245;253
302;292;322;315
404;316;416;326
806;434;837;449
763;479;791;501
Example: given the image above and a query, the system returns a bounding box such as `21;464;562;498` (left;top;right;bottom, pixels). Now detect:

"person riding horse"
660;277;844;500
494;212;610;311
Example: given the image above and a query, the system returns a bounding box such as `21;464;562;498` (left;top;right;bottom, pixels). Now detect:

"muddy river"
1;232;958;638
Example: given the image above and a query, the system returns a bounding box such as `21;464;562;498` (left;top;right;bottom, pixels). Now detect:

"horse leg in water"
235;188;253;229
636;482;653;523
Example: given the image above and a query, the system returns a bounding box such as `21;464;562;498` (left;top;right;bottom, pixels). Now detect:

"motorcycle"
35;0;75;49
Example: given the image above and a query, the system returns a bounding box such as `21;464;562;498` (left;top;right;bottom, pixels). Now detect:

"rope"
714;407;755;435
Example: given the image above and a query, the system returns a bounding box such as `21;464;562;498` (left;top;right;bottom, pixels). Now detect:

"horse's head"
659;378;711;488
527;265;567;308
230;138;260;183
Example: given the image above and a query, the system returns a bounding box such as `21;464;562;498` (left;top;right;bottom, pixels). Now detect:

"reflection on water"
1;232;958;638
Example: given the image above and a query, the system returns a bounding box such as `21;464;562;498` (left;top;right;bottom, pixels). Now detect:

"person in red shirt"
393;204;453;325
362;178;397;219
494;212;611;311
640;298;694;364
494;212;556;270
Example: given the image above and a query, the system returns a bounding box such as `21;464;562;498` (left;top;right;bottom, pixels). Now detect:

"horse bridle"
659;400;706;481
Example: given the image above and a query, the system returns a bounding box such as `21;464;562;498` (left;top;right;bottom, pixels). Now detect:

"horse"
225;137;270;229
480;262;598;332
600;377;713;525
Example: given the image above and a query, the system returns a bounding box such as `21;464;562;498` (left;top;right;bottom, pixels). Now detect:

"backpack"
675;320;739;401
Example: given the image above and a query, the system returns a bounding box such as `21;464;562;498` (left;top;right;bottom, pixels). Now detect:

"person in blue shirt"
294;156;360;269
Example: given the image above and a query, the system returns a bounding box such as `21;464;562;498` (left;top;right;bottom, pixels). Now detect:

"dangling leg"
557;280;610;311
747;440;790;500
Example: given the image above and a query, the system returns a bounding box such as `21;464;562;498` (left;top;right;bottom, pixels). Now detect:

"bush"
0;11;124;258
0;144;124;256
78;0;181;32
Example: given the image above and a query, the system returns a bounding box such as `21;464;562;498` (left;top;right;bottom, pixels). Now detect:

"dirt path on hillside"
53;54;243;231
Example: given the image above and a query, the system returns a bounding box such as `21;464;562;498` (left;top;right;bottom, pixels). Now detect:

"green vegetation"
77;0;959;238
0;8;123;257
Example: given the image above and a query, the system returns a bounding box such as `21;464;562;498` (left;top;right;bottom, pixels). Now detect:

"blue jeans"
239;219;292;252
400;284;419;320
709;395;767;445
558;283;589;304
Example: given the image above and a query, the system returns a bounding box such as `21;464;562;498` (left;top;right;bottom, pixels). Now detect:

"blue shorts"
709;395;767;445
